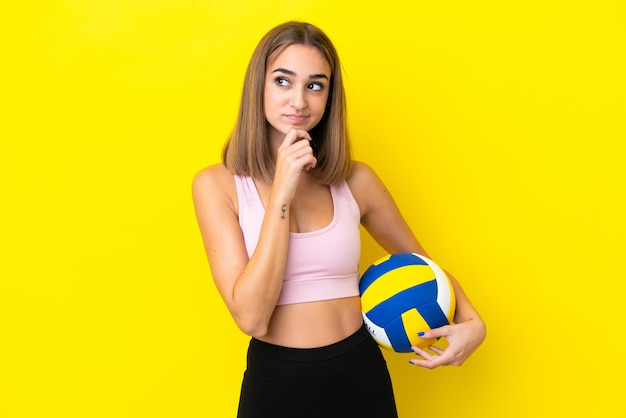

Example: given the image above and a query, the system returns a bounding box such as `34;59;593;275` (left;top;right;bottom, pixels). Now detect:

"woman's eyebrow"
271;67;329;80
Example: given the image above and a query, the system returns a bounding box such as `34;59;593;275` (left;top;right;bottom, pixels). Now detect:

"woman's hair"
222;21;352;185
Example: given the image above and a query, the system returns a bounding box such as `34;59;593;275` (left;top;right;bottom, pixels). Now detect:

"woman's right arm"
191;130;316;337
192;165;288;337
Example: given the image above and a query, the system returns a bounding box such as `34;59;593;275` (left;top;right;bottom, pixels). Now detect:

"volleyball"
359;253;456;353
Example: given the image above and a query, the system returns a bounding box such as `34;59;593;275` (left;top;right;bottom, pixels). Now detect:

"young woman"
193;21;486;418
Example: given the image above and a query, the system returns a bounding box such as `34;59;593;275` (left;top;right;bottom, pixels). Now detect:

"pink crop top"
234;175;361;305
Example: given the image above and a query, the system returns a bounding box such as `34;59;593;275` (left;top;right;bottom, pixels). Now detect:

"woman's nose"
289;88;307;110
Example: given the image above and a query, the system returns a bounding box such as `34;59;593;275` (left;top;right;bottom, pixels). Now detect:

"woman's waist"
258;296;364;348
249;321;372;363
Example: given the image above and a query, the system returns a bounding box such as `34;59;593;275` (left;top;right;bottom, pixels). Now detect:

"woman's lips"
284;114;309;122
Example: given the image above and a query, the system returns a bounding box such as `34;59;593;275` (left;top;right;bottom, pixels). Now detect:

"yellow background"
2;1;625;417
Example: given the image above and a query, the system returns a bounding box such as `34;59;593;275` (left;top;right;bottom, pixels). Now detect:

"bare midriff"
258;296;363;348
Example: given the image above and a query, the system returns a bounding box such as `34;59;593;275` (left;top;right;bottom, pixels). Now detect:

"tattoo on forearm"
281;204;287;220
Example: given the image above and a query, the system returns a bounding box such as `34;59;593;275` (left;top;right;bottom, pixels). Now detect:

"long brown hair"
222;21;352;185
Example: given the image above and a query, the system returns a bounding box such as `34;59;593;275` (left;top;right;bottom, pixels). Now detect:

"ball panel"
386;316;413;353
417;302;450;330
400;308;435;350
422;255;456;320
364;280;439;326
359;253;428;293
440;275;456;323
362;314;393;351
360;264;436;313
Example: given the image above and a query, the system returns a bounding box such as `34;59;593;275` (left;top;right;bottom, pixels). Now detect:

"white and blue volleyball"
359;253;456;353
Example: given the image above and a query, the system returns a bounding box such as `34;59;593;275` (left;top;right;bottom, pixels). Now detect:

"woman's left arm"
347;161;486;368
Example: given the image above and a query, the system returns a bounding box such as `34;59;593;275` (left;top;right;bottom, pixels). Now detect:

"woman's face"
263;44;331;143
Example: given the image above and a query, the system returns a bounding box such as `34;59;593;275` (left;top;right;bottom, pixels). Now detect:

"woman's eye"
275;77;289;86
308;83;323;91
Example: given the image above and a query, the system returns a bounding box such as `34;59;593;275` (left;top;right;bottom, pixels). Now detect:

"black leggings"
237;324;398;418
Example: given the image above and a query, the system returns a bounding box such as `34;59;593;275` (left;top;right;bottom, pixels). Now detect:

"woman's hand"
272;128;317;202
408;318;486;369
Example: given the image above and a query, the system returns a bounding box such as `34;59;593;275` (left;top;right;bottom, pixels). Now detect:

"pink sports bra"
234;175;361;305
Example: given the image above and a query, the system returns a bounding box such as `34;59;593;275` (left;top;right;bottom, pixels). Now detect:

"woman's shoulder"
346;160;379;190
192;163;237;208
193;163;232;187
345;161;383;209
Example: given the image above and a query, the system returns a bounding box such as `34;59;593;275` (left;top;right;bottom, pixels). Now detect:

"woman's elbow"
234;314;270;338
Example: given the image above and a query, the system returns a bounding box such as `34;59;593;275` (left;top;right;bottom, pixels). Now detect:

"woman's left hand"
408;318;486;369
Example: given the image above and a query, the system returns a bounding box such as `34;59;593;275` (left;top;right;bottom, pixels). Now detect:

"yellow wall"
2;1;624;417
